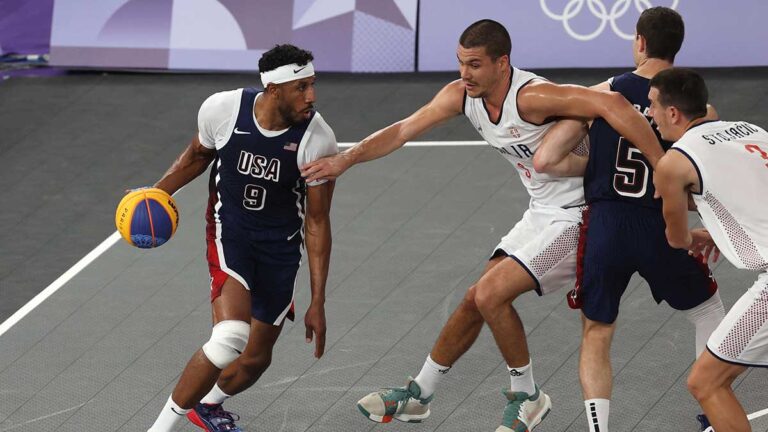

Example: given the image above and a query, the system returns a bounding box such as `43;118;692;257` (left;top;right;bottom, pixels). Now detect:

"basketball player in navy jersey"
653;68;768;432
301;19;661;432
534;8;725;432
146;44;338;432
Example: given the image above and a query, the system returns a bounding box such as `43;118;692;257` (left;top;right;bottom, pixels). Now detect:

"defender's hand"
301;153;352;183
689;228;720;263
304;302;326;358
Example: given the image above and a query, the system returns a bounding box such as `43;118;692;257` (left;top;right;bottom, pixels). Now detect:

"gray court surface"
1;69;767;431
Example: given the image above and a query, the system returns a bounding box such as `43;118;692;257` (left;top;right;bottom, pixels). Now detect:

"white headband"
260;62;315;87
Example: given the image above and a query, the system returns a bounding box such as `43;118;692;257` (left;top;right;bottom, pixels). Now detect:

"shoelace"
208;405;241;425
502;392;528;426
378;386;414;413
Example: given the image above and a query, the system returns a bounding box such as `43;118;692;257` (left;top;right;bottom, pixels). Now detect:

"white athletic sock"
413;355;450;399
200;383;232;405
507;361;535;396
147;396;189;432
585;398;609;432
686;290;726;356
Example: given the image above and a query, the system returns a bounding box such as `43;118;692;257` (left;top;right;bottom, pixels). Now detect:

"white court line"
0;232;122;338
0;402;87;431
0;141;473;340
748;407;768;420
1;140;767;423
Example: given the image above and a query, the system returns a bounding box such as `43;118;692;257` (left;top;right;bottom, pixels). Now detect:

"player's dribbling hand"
301;153;351;183
688;228;720;263
124;186;151;194
304;302;326;358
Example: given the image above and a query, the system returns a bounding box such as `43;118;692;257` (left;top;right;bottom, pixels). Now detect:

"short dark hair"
636;7;684;62
258;44;314;73
650;68;708;119
459;19;511;60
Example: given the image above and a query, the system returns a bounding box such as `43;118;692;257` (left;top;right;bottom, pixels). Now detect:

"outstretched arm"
301;80;465;183
519;82;664;169
303;180;335;358
533;119;589;176
154;135;216;195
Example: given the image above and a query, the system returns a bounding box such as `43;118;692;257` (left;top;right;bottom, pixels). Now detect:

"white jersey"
463;67;584;209
672;120;768;270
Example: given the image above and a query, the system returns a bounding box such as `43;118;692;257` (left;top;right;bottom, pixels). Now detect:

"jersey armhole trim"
670;147;703;195
461;89;467;115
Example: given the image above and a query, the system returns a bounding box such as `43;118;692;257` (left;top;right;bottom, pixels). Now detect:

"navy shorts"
578;201;717;324
207;226;302;326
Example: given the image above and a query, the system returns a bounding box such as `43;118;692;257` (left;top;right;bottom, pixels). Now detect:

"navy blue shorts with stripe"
579;201;717;324
207;226;302;326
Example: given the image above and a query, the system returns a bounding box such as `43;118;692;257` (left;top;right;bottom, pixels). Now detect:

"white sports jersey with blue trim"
672;120;768;270
463;67;584;209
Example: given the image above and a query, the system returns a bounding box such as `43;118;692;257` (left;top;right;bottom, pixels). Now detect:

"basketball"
115;188;179;248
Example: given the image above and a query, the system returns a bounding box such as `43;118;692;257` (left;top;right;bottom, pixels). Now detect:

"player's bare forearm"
154;136;215;195
600;94;664;169
519;84;662;169
345;121;410;165
546;153;588;177
300;122;408;183
533;119;588;175
301;81;463;183
662;196;691;249
304;181;332;358
305;182;333;304
654;155;693;249
305;216;331;304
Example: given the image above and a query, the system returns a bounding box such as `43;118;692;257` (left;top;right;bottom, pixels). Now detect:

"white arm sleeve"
197;89;241;149
298;113;339;186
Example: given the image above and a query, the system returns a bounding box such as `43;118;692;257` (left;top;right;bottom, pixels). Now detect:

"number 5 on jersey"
613;137;649;198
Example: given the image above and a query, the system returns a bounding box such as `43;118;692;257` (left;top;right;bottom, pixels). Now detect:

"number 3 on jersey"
243;184;266;210
613;137;649;198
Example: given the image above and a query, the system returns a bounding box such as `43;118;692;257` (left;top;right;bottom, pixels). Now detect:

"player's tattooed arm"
533;119;588;176
653;150;698;249
300;80;464;183
304;180;334;358
154;135;216;195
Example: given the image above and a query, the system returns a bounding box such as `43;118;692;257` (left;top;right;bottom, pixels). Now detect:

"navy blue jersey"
206;88;310;240
584;72;672;208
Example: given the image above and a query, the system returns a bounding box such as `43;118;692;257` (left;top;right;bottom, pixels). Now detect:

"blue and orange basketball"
115;188;179;248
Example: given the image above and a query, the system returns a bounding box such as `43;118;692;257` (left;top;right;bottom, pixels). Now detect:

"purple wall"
418;0;768;70
49;0;417;72
7;1;768;69
0;0;55;55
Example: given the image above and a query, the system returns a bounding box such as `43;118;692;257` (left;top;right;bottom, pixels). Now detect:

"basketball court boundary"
0;140;766;423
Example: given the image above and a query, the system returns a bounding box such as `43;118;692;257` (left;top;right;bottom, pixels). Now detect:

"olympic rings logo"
540;0;679;41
